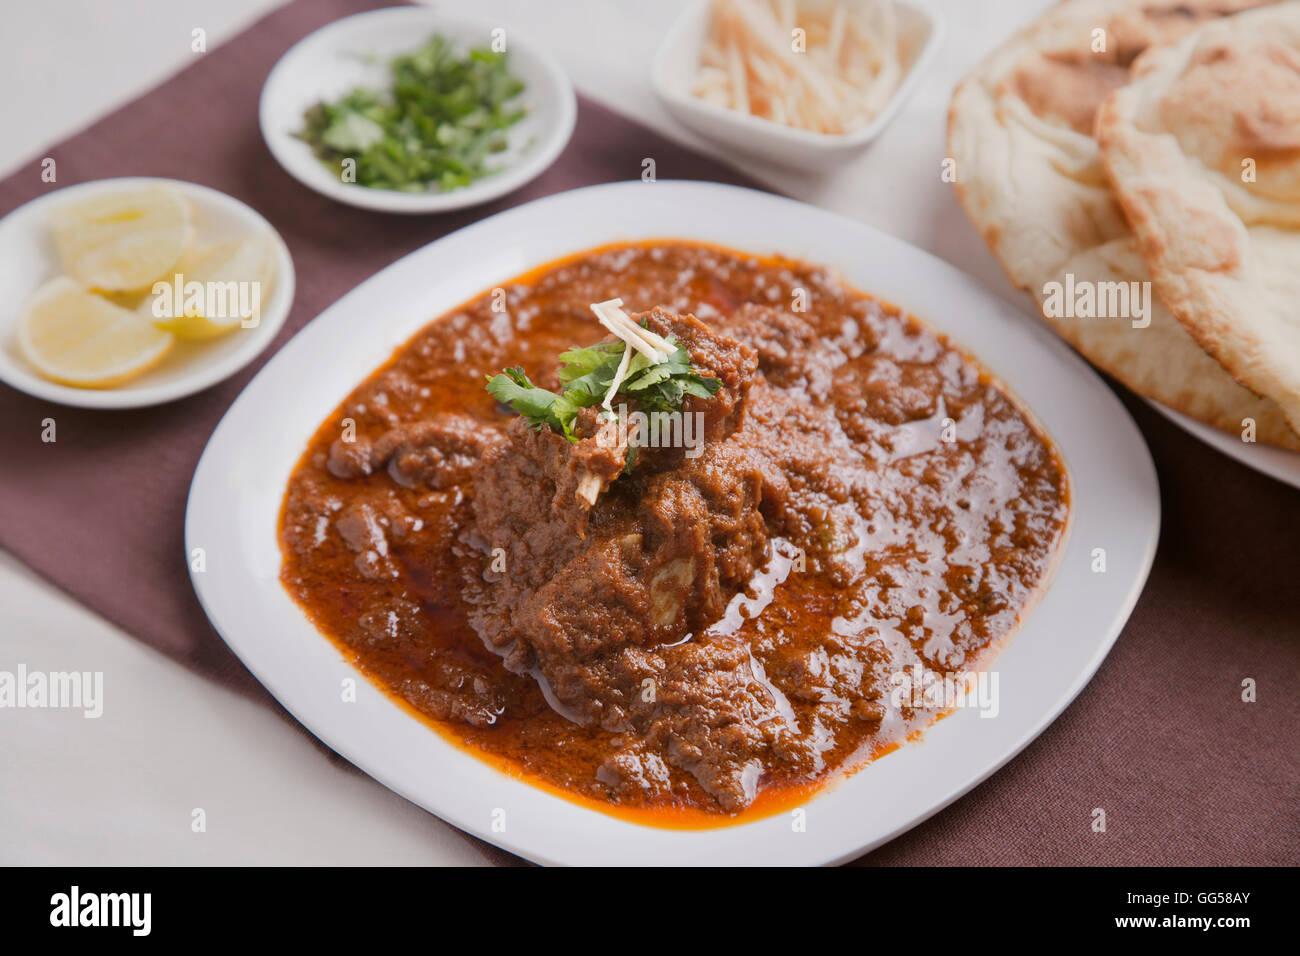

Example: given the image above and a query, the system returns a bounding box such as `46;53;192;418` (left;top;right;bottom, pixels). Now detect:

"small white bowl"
652;0;943;170
0;177;295;410
259;7;577;214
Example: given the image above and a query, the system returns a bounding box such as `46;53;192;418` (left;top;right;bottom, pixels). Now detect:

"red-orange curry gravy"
280;241;1069;825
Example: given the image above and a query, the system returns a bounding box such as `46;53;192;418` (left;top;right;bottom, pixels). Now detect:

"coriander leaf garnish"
485;318;721;443
484;367;561;432
556;341;624;381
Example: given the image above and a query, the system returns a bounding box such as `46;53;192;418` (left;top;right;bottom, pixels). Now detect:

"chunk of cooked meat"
590;631;806;812
484;443;772;685
327;413;497;488
466;309;801;807
638;306;757;445
716;303;843;401
478;409;626;540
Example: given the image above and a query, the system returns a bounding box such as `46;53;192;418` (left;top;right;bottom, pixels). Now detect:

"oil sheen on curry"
280;241;1069;823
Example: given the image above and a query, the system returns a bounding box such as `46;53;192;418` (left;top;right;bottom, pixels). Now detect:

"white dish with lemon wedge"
0;177;294;409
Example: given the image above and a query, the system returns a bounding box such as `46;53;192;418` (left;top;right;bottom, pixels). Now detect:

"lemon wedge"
18;277;174;387
142;235;278;339
51;187;194;291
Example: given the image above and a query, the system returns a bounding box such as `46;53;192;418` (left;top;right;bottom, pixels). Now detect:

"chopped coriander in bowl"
297;34;527;194
259;8;576;213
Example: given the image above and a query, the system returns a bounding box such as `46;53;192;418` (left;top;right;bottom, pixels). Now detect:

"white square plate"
186;181;1159;866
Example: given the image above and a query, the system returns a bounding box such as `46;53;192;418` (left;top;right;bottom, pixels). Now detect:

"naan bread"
1097;2;1300;434
948;0;1300;449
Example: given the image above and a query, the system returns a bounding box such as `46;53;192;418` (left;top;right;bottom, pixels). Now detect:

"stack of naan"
949;0;1300;450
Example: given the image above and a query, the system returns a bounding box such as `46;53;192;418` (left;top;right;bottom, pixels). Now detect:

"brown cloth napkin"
1;0;1295;867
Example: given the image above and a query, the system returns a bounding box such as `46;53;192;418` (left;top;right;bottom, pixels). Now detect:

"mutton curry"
280;241;1069;823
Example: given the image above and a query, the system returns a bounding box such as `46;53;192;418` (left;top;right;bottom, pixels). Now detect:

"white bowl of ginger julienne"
652;0;942;170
